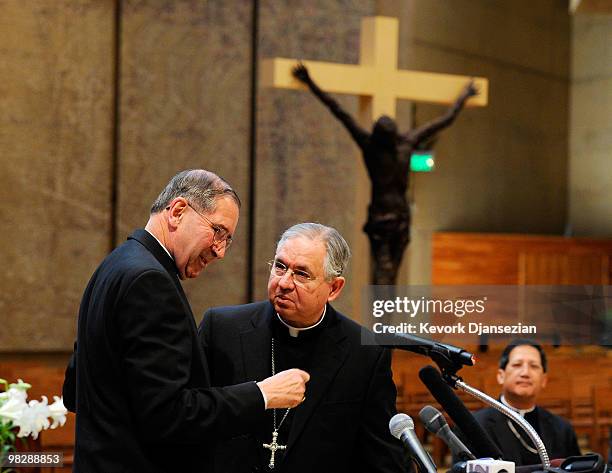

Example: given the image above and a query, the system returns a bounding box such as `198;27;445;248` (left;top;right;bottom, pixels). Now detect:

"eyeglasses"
187;203;233;249
268;260;317;288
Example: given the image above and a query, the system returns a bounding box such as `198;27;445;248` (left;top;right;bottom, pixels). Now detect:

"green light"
410;151;435;172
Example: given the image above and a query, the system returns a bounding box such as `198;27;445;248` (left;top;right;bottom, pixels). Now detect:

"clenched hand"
257;368;310;409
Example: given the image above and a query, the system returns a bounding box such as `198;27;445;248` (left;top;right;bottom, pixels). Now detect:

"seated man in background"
472;339;580;465
198;222;405;473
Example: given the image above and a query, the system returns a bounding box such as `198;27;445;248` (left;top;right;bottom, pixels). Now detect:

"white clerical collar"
276;305;327;338
500;395;535;416
145;229;174;260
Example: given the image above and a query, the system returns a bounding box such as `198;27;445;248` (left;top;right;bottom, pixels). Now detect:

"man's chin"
273;303;295;318
512;389;535;399
185;266;205;279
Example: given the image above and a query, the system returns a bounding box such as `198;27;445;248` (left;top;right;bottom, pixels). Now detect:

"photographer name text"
372;322;537;336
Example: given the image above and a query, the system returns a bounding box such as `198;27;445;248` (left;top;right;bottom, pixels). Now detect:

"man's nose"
278;270;295;289
211;241;227;259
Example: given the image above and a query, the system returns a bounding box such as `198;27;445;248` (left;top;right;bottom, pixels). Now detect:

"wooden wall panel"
116;0;254;319
518;252;608;285
432;232;612;285
0;0;115;351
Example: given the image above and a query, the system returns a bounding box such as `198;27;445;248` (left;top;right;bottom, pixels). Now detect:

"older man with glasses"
198;222;405;473
63;170;309;473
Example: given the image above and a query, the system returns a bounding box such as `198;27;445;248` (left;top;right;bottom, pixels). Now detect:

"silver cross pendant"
262;430;287;469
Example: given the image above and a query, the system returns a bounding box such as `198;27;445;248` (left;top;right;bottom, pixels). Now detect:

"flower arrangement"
0;378;67;469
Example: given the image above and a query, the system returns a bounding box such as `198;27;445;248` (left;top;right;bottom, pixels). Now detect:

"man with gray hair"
199;222;405;473
63;170;309;473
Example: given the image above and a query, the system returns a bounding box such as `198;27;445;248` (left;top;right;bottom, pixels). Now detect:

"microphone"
466;458;515;473
389;413;437;473
378;332;475;370
418;365;502;460
419;405;476;462
447;457;564;473
561;454;608;473
453;457;602;473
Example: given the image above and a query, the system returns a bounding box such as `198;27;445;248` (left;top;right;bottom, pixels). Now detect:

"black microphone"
418;365;502;460
378;332;475;370
389;413;438;473
561;454;608;473
419;405;476;462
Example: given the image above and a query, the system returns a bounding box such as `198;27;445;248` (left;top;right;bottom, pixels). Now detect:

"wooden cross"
261;16;488;123
260;15;489;293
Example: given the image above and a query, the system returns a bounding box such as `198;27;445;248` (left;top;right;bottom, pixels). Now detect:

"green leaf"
0;443;16;473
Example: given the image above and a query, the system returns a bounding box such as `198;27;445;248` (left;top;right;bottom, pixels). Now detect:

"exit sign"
410;151;435;172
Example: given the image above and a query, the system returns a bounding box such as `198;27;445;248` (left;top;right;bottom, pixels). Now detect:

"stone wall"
389;0;571;284
569;13;612;237
1;1;115;351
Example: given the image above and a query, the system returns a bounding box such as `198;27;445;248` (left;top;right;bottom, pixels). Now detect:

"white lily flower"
16;397;51;439
6;386;28;403
0;386;27;403
0;394;27;423
1;379;67;444
9;379;32;392
48;396;67;428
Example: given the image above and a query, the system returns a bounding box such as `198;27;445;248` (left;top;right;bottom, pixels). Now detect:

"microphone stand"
439;367;550;469
387;341;551;469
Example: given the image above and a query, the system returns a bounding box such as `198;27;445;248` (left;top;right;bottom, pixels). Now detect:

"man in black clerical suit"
471;340;580;465
199;223;406;473
63;170;309;473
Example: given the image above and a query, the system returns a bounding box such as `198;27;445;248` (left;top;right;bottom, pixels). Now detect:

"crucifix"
261;16;488;286
263;430;287;469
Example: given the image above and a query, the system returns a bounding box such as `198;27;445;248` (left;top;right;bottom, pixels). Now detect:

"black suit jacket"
473;406;581;465
63;229;265;473
198;301;406;473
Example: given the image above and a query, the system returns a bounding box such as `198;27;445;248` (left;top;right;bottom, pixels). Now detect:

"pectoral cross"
263;430;287;469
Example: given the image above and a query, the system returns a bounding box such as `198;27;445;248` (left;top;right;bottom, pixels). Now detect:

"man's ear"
496;368;505;386
167;198;188;228
327;277;345;302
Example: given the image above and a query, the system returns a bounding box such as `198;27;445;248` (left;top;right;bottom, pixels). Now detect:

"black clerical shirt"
510;408;542;465
261;310;332;471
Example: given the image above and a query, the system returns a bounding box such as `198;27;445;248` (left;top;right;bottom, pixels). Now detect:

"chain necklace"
507;419;539;454
262;338;289;469
501;396;539;455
